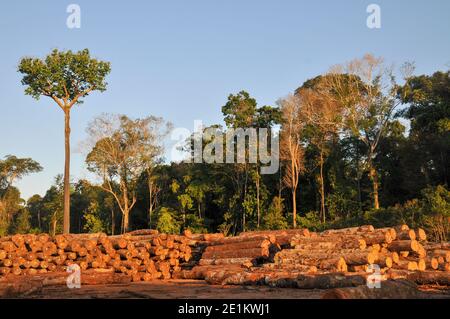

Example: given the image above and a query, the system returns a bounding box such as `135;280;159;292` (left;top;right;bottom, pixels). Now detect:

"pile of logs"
273;224;449;276
273;225;398;272
193;228;315;267
0;230;193;282
174;228;315;280
175;225;449;289
1;224;449;296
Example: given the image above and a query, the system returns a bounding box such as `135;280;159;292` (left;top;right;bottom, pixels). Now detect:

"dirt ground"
7;279;450;299
10;279;325;299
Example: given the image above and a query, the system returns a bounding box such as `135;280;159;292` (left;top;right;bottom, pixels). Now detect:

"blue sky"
0;0;449;200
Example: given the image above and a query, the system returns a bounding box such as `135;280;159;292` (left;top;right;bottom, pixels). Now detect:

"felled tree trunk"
295;273;367;289
322;279;423;299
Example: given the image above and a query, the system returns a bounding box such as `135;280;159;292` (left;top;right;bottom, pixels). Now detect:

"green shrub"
83;202;106;233
13;208;31;234
419;185;450;241
185;214;208;233
83;213;105;233
261;197;288;230
156;207;181;234
296;211;324;231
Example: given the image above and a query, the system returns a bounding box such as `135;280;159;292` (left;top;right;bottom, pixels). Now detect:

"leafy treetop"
18;49;111;109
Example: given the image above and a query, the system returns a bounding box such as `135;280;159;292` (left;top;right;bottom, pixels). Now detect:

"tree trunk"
256;171;260;228
243;165;248;232
357;177;362;210
322;279;422;299
369;166;380;210
278;165;282;199
148;180;153;228
319;150;326;223
37;211;41;230
292;188;297;228
122;179;131;233
123;210;129;234
63;109;71;234
355;146;362;210
111;208;115;236
51;214;57;237
149;204;153;230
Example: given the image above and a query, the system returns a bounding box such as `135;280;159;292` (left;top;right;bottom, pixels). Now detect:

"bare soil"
7;279;450;299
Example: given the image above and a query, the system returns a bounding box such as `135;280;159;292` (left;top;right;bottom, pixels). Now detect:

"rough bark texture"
322;279;423;299
63;109;71;234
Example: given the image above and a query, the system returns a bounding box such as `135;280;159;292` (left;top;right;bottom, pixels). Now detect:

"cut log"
322;279;422;299
393;224;409;232
241;228;310;236
358;232;392;245
291;236;366;250
400;251;410;258
416;228;427;241
199;257;254;266
261;263;317;272
425;257;439;270
202;233;225;242
388;240;419;253
202;247;270;260
377;228;397;241
430;249;450;262
391;252;400;264
392;260;419;271
203;239;271;253
396;229;416;240
438;263;450;272
321;225;374;235
295;273;366;289
274;250;347;272
388;269;450;285
125;229;159;236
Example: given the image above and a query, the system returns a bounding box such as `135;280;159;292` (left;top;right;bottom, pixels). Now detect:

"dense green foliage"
2;56;449;241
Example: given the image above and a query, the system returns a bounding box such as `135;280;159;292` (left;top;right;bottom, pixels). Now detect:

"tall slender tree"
322;54;408;210
279;94;305;227
297;77;344;222
18;49;111;233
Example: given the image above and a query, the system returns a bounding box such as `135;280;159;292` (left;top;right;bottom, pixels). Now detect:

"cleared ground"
6;279;449;299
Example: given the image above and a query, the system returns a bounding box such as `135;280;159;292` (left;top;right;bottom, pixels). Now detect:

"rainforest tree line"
0;50;448;241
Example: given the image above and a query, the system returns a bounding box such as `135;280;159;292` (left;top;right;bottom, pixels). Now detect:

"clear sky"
0;0;449;200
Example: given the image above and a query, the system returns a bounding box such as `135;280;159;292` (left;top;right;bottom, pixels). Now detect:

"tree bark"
322;279;422;299
63;109;71;234
290;142;298;228
369;166;380;210
111;207;115;236
122;182;130;233
256;171;260;228
123;210;129;234
148;179;153;228
319;149;326;223
292;188;297;228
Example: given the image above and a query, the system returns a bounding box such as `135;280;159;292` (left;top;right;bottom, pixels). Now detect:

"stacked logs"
0;230;193;282
275;224;449;275
182;225;449;288
174;234;278;280
1;225;449;292
274;225;386;273
197;235;279;266
238;228;311;248
193;228;313;268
